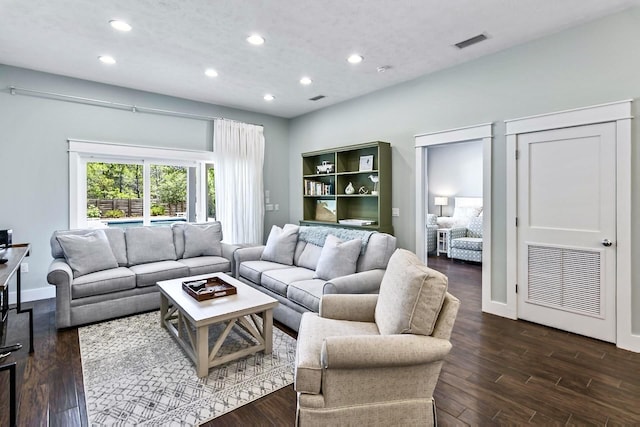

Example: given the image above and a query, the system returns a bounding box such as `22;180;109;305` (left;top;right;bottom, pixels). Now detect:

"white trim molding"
505;100;637;352
415;123;494;316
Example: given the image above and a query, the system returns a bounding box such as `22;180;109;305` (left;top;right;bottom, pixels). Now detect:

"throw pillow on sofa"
125;226;177;265
56;229;119;278
375;248;448;336
183;223;222;258
313;234;361;280
262;224;299;265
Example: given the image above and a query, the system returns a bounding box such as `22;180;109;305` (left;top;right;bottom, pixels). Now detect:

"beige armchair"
294;249;460;426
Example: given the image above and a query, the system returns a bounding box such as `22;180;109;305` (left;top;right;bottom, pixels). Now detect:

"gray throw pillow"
313;234;361;280
125;226;177;265
56;229;119;278
375;248;448;336
261;224;299;265
183;223;222;258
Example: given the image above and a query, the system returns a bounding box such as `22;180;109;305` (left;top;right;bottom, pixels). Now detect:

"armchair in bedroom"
426;213;438;254
450;216;483;263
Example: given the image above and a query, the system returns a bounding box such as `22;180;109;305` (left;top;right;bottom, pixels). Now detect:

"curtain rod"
7;85;263;127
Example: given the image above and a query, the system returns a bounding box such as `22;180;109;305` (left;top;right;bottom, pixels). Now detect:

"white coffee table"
157;272;278;378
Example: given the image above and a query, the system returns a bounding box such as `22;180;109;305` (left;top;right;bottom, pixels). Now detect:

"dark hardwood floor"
1;256;639;426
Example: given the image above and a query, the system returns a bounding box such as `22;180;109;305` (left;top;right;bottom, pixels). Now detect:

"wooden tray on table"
182;276;237;301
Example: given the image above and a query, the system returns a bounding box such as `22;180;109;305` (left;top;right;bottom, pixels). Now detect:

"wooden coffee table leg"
263;309;273;354
196;324;209;378
160;293;168;329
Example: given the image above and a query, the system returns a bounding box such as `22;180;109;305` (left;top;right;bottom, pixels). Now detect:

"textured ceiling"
0;0;638;118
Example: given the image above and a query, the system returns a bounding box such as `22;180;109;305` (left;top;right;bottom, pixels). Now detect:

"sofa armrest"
323;269;385;295
47;259;73;328
233;245;265;278
321;335;452;369
47;259;73;290
220;242;241;276
319;294;378;322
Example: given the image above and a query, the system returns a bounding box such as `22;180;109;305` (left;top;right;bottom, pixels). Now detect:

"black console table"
1;243;32;427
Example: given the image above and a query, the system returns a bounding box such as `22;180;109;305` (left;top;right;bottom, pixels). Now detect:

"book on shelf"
304;179;333;196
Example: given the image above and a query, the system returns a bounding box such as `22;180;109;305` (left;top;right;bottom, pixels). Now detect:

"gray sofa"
234;225;397;332
47;221;237;328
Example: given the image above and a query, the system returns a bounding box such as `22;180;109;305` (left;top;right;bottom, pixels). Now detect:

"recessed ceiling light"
300;77;312;85
347;54;363;64
98;55;116;65
263;94;275;101
247;34;265;45
109;20;132;32
205;68;218;78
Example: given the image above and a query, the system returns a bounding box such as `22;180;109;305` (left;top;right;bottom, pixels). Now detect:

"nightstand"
437;228;451;257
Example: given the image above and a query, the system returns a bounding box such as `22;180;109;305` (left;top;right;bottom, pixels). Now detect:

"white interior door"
517;122;617;343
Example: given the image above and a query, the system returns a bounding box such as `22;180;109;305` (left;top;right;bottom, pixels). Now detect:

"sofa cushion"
451;237;482;251
314;235;361;280
287;279;326;312
375;249;448;336
238;260;291;284
295;243;322;271
356;233;397;272
125;226;177;265
261;224;299;265
296;312;380;395
56;230;119;278
129;261;189;287
71;267;136;299
178;256;230;276
51;228;128;267
183;223;223;258
261;267;316;297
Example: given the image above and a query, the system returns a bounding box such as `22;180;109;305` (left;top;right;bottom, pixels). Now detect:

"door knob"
602;239;613;247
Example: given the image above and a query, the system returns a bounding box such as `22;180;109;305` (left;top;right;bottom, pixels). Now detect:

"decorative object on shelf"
434;196;448;216
316;161;335;174
315;200;337;222
358;186;369;195
368;175;379;195
345;182;355;195
359;155;374;171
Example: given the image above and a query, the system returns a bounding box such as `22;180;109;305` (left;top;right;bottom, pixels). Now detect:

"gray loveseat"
47;221;237;328
234;225;397;331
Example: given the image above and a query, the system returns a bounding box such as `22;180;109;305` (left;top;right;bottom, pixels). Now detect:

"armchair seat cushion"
451;237;482;251
295;312;380;395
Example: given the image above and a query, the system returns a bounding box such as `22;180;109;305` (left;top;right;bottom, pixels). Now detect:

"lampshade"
434;197;448;206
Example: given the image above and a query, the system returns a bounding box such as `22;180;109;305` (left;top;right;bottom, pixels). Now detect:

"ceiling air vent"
455;33;488;49
309;95;326;101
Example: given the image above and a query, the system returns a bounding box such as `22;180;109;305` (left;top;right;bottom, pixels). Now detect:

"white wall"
0;65;290;299
288;7;640;333
427;140;483;216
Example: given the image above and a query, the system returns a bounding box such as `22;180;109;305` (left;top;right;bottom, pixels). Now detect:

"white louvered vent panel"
527;245;601;316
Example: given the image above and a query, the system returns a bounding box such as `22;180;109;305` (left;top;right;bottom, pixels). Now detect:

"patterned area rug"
79;311;296;426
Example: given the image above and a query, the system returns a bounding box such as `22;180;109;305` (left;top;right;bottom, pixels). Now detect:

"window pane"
150;165;188;226
207;164;216;221
86;162;144;228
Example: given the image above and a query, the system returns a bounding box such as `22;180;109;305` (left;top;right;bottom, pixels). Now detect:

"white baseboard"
8;286;55;304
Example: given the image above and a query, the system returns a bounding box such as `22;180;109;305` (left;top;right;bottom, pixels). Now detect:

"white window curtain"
213;119;265;244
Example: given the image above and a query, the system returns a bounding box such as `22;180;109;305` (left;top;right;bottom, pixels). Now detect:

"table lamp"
434;197;448;216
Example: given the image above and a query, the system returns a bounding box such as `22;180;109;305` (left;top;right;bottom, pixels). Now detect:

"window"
69;140;215;229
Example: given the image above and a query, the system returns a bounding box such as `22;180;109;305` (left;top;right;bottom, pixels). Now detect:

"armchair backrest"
467;216;483;238
426;214;437;226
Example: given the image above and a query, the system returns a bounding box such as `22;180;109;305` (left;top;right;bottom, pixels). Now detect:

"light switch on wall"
392;208;400;217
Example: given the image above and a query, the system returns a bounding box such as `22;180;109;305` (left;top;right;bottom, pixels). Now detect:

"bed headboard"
455;197;483;208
